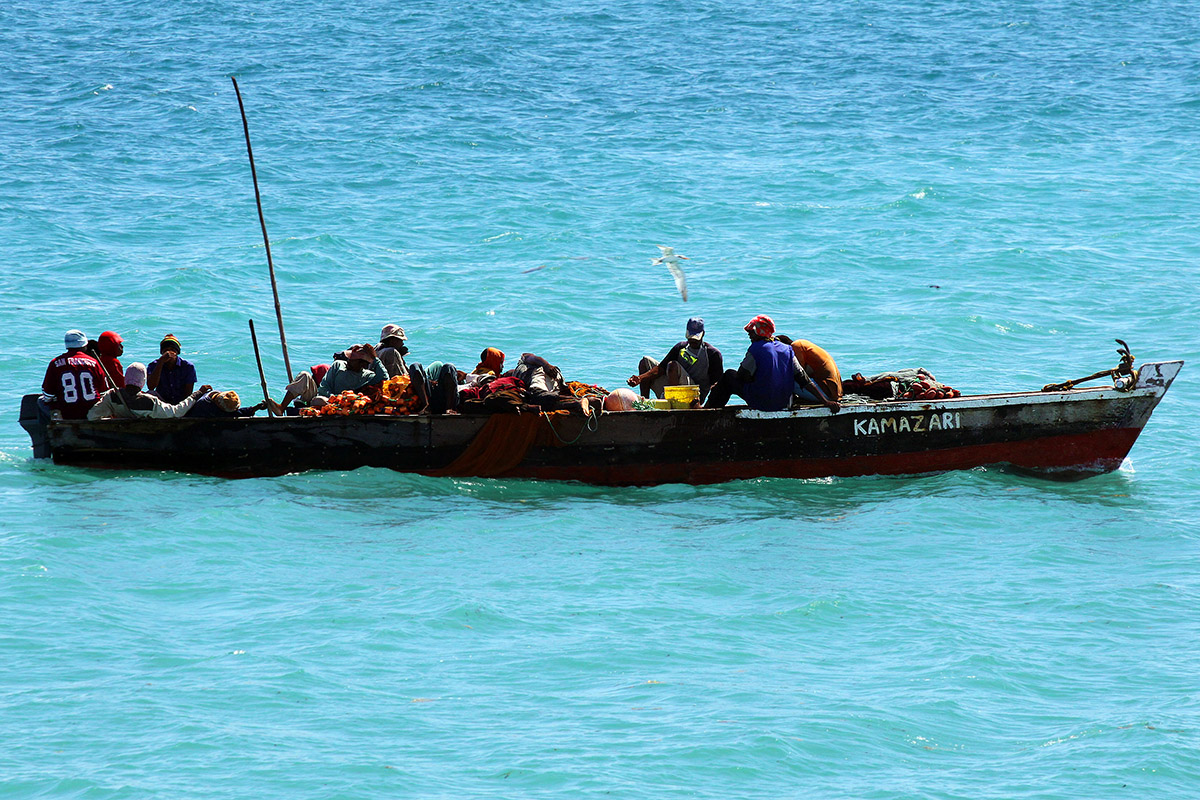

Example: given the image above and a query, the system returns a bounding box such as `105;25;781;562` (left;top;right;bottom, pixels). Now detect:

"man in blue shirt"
147;334;198;405
312;343;389;405
704;315;839;413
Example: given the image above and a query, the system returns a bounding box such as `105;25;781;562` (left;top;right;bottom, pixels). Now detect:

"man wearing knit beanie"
147;334;198;405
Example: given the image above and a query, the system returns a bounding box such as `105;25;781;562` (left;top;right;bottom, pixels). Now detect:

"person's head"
160;334;182;356
98;331;124;358
124;363;148;389
379;324;407;347
345;344;372;371
475;347;505;375
743;314;775;340
685;317;705;346
213;391;240;413
64;330;88;351
774;334;793;346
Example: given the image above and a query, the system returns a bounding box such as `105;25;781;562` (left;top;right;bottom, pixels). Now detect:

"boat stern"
19;394;51;459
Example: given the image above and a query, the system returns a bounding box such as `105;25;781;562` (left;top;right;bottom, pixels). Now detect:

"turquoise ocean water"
3;0;1199;796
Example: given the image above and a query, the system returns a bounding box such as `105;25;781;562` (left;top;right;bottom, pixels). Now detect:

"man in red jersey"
41;330;111;419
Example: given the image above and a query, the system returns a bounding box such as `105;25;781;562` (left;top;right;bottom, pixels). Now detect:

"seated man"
457;348;506;400
147;334;197;404
88;363;212;419
774;334;843;404
376;323;409;378
408;360;461;415
85;331;126;388
705;315;839;413
628;317;723;402
312;344;388;405
469;347;505;383
279;364;330;410
42;329;111;420
185;390;274;418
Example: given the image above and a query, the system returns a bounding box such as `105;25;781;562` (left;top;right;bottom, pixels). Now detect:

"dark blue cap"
686;317;705;339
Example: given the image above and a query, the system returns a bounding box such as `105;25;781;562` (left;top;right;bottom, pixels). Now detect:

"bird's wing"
657;245;672;255
668;261;688;302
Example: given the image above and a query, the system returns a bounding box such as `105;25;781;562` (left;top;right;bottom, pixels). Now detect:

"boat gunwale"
39;358;1182;431
37;381;1168;430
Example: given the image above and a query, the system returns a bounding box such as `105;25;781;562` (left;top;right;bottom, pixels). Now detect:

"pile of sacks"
298;375;421;417
897;370;961;400
842;368;962;402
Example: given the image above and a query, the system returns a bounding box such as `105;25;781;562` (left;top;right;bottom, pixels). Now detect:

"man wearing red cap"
704;315;839;413
86;331;126;387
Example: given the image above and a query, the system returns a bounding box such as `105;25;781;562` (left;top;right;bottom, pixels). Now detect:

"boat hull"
24;361;1182;484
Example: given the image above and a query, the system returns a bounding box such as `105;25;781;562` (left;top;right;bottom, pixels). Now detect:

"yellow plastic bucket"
663;384;700;409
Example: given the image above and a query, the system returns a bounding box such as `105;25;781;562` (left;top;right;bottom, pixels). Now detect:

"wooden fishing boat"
18;360;1182;484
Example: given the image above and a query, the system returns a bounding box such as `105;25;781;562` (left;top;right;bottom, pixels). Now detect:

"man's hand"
196;384;212;395
826;401;840;414
362;343;377;360
627;375;642;387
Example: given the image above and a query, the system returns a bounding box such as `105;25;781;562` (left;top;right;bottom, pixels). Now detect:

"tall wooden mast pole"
231;76;294;382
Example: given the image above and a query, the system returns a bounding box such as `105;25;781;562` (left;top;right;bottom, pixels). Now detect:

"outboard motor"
19;394;51;459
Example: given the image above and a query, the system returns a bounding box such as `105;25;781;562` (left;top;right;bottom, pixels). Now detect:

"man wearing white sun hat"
41;329;111;420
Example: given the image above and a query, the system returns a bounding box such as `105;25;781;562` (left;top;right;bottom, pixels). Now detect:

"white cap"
124;363;147;389
380;324;406;342
64;330;88;349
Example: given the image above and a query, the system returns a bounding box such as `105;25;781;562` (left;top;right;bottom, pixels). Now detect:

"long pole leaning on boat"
87;344;128;413
248;319;277;416
231;75;294;383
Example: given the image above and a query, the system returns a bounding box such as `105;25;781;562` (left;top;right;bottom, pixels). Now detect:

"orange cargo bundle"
299;376;422;417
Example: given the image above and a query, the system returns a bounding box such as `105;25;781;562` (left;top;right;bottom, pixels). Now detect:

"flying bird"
652;245;689;301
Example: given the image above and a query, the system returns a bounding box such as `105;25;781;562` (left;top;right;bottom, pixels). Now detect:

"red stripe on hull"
509;427;1144;485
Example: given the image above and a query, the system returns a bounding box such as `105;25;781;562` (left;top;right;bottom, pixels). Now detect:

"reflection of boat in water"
18;361;1182;485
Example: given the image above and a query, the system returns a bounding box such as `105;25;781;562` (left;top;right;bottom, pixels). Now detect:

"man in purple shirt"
147;334;198;405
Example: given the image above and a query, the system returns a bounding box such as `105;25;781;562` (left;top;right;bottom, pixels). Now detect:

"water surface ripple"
2;0;1199;797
